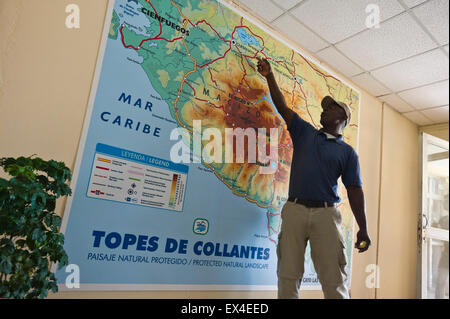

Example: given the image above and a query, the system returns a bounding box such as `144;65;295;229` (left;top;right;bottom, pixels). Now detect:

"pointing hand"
256;57;272;78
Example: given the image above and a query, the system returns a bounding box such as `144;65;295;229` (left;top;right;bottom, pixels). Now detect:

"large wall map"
57;0;360;289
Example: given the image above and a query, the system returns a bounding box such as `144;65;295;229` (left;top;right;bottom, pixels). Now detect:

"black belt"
288;197;336;208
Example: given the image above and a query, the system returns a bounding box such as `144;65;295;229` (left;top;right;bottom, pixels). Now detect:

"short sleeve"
342;148;363;188
287;112;313;141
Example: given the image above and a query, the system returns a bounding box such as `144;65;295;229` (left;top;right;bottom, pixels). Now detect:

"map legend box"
87;143;188;211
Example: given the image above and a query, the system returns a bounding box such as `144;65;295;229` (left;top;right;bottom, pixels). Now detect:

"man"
256;57;371;299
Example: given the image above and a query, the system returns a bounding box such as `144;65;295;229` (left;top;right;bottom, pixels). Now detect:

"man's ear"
343;115;349;127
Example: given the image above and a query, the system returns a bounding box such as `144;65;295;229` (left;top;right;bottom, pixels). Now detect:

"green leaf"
51;215;61;227
5;163;35;181
31;228;43;242
0;257;13;274
44;197;56;211
0;237;14;254
31;157;46;171
0;178;9;189
31;192;47;210
58;253;69;268
51;283;58;293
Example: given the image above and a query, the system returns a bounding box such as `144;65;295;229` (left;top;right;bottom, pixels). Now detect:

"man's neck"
321;127;341;138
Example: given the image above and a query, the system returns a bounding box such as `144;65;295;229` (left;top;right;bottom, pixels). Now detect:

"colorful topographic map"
109;0;360;279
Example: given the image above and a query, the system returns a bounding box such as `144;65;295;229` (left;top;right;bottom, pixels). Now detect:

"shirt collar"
318;129;344;143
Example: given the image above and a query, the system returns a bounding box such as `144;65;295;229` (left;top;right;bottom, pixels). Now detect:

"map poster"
56;0;360;290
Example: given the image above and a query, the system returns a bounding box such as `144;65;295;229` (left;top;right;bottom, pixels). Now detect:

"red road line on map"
239;55;251;88
208;68;218;87
119;24;184;49
146;0;162;38
212;102;224;110
184;80;196;96
297;83;318;128
290;82;297;107
198;46;232;69
292;51;297;76
348;88;354;107
298;53;341;82
189;19;233;69
195;97;209;103
267;212;279;235
289;50;297;108
196;20;227;41
160;36;184;43
323;76;334;97
245;57;255;71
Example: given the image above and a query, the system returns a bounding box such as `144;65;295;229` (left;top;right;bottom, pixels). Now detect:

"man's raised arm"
257;57;294;127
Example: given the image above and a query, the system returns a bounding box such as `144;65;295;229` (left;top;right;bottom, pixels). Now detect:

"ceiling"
233;0;449;126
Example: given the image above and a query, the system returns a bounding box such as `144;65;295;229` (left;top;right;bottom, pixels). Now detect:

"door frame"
418;132;449;299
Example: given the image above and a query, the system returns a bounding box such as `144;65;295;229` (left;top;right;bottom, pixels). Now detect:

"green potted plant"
0;155;71;298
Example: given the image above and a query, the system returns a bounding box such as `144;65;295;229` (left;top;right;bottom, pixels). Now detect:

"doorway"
418;133;449;299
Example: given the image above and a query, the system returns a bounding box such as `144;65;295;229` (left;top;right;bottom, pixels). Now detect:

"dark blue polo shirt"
287;113;362;203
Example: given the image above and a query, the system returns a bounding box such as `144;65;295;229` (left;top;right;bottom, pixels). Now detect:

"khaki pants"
276;201;349;299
